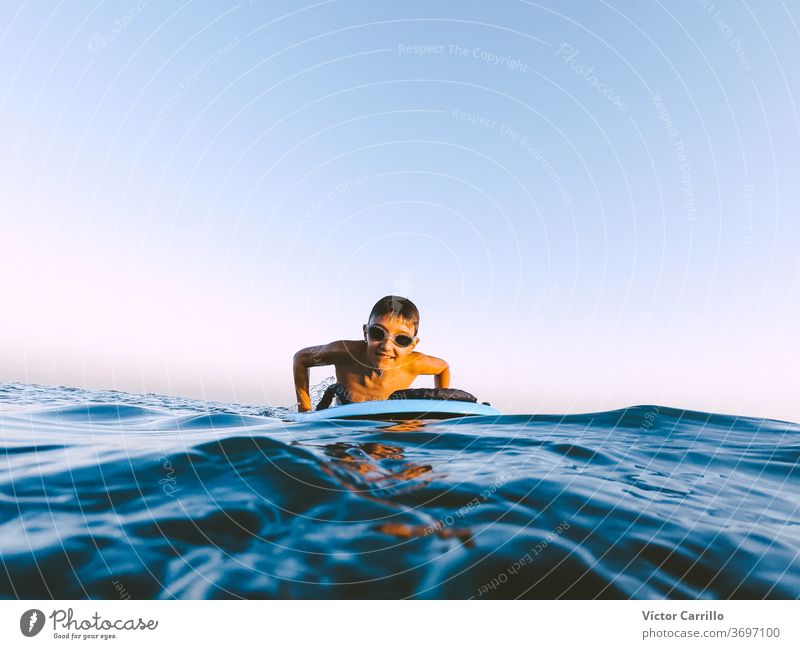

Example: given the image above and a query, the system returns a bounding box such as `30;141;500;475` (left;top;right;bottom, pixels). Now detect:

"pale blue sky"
1;1;798;420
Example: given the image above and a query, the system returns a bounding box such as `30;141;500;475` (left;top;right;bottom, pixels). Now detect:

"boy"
293;296;450;412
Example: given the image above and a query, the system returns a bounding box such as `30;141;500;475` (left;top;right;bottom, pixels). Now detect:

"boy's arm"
292;341;350;412
411;354;450;389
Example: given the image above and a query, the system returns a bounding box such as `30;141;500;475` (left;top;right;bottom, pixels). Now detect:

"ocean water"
1;381;798;599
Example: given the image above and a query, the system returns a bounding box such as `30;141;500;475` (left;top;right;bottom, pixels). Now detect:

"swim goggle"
364;324;416;348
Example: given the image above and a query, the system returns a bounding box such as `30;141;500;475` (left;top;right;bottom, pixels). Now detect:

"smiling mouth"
377;352;394;359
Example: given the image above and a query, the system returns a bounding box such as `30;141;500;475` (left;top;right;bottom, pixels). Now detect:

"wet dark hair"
368;295;419;335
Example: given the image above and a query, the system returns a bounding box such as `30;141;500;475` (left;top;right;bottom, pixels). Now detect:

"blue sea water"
0;381;798;599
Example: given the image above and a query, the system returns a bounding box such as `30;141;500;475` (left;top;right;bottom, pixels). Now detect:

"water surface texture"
1;382;798;599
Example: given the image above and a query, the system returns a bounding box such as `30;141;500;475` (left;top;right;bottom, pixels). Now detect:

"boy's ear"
363;324;368;340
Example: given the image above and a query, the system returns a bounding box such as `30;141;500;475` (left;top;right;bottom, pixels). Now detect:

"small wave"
0;382;797;599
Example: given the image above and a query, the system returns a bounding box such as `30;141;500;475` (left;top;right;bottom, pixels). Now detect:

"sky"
1;1;798;421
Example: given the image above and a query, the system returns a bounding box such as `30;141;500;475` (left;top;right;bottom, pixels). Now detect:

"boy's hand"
411;354;450;388
293;341;351;412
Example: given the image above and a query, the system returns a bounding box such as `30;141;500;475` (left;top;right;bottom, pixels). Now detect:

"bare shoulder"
295;340;364;367
338;339;365;358
409;351;449;374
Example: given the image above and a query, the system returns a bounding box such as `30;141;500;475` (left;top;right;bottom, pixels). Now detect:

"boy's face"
363;314;418;369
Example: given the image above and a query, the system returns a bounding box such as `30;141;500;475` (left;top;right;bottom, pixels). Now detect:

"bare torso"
334;340;419;402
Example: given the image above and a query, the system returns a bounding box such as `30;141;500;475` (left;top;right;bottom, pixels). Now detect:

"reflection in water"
375;522;475;548
320;422;475;546
378;420;426;433
322;441;433;492
4;383;798;598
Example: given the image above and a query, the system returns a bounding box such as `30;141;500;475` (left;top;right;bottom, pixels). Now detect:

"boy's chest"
337;365;414;396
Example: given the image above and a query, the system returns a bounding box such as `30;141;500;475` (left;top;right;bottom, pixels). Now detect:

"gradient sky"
1;1;798;421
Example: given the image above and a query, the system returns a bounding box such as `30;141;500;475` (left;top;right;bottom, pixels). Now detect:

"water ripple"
1;383;798;598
